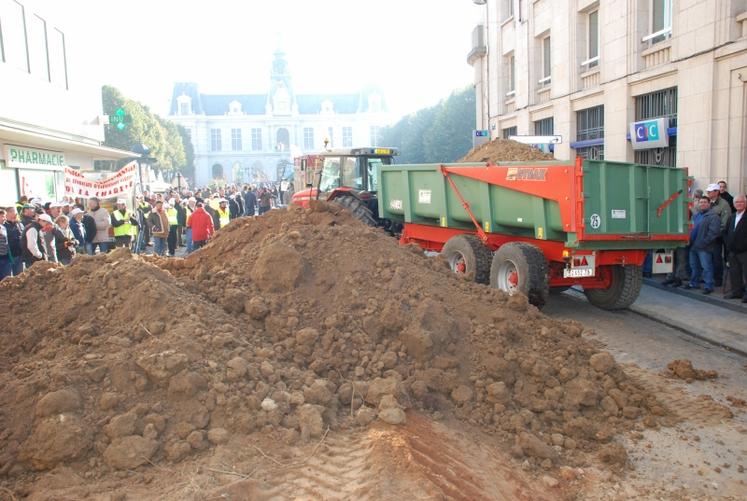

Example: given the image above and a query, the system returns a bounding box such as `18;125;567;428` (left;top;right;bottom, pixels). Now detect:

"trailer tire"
441;234;493;284
490;242;549;308
333;194;377;227
584;265;642;310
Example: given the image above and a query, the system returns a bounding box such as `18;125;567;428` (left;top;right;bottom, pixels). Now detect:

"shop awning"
0;122;139;160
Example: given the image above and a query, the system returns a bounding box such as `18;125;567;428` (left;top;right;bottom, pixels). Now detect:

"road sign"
109;108;130;131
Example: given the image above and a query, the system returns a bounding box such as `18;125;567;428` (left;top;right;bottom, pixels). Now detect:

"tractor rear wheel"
333;195;377;227
584;265;642;310
441;234;493;284
490;242;549;307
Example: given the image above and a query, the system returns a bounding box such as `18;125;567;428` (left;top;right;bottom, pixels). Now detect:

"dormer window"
177;94;192;115
273;87;291;115
228;100;242;115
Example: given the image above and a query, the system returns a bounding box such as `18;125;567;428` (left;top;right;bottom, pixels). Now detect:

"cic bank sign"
629;118;669;150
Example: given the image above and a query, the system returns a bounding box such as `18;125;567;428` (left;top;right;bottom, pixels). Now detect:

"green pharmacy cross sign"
109;108;131;131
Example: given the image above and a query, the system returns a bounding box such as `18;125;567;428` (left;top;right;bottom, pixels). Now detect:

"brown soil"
459;138;554;163
0;202;668;498
665;360;719;382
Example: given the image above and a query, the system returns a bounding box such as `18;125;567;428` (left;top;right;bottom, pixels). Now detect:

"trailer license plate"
563;268;595;278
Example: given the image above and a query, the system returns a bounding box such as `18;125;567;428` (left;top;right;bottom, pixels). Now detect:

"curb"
628;305;747;358
643;278;747;315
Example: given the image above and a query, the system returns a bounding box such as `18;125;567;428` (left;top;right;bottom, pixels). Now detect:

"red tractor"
291;147;399;227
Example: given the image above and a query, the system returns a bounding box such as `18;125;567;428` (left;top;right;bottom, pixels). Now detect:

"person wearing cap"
147;200;170;256
3;206;25;276
22;213;53;266
86;197;112;255
69;208;86;254
47;202;62;220
706;183;732;287
228;194;241;220
110;199;139;249
20;204;36;228
15;196;28;215
217;199;230;229
684;196;722;294
41;208;60;264
724;194;747;302
63;201;73;217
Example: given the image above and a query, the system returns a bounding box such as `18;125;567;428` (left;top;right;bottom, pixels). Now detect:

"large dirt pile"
460;138;554;163
0;203;666;491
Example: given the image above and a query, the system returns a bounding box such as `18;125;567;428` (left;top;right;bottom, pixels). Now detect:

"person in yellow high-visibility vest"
217;199;230;230
110;199;139;248
166;200;179;256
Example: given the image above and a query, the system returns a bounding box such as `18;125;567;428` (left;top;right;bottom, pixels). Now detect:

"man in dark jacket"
82;211;97;250
684;197;722;294
69;208;86;254
4;206;25;276
724;194;747;302
228;195;241;220
243;187;257;216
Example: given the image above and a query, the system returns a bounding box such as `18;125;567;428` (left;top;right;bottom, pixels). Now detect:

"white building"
0;0;136;206
167;50;393;187
468;0;747;192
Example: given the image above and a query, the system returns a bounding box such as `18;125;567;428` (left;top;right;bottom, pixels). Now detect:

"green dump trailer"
377;158;690;309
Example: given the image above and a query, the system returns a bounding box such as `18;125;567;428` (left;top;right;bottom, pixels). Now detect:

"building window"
28;14;49;81
502;126;517;139
0;0;29;72
303;127;314;150
582;10;599;70
251;128;262;151
645;0;673;45
502;0;513;21
211;129;222;152
539;35;551;86
369;126;381;147
634;87;677;166
327;126;334;147
534;117;554;136
48;28;67;89
576;105;604;160
231;128;242;151
342;127;353;147
506;53;515;96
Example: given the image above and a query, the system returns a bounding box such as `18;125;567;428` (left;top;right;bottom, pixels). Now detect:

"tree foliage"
102;85;192;173
380;86;475;163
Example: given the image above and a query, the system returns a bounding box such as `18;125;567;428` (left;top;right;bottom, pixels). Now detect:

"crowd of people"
662;180;747;301
0;184;286;280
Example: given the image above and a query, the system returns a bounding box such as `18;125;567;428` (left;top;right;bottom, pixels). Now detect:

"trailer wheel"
333;194;377;227
441;234;493;284
490;243;549;307
584;265;642;310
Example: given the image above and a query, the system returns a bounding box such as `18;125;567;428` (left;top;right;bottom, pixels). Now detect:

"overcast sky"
37;0;479;122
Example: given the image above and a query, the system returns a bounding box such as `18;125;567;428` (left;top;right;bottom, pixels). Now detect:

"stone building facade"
468;0;747;191
167;50;392;187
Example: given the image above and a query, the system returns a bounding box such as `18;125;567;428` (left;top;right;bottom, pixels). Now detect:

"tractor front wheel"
333;195;377;227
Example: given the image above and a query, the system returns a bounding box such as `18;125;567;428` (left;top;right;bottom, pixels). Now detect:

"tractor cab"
291;147;398;210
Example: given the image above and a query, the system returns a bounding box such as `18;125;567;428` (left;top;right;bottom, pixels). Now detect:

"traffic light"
109;107;131;131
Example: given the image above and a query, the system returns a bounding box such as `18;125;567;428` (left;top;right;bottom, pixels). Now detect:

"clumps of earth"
459;138;554;163
1;202;668;495
665;359;719;382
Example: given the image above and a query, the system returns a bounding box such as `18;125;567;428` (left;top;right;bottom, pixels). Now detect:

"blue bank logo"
634;120;660;142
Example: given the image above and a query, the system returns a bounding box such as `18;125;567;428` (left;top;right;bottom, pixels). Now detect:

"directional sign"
508;135;562;145
109;108;131;131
